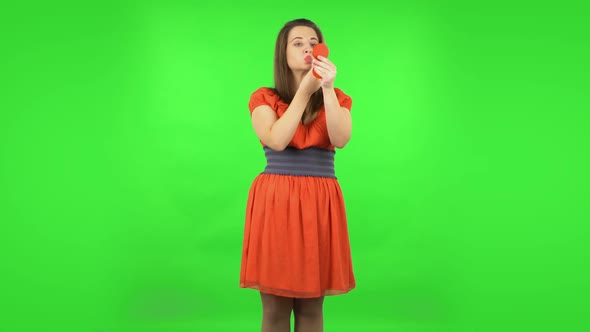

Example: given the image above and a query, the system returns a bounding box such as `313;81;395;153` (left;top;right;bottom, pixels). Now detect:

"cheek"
286;48;297;65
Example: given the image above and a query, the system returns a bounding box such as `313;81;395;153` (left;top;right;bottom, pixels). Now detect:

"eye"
294;42;302;47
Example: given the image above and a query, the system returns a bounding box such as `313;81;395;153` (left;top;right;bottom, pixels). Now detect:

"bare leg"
293;297;324;332
260;292;294;332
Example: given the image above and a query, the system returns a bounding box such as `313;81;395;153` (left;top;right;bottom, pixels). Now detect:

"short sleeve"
248;87;280;115
335;88;353;111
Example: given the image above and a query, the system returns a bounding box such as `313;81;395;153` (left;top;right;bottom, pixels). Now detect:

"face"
286;26;319;72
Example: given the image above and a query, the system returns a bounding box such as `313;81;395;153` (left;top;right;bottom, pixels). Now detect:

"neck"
292;69;309;92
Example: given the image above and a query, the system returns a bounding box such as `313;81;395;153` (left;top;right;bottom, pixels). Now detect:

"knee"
293;298;324;319
261;294;293;321
263;305;292;321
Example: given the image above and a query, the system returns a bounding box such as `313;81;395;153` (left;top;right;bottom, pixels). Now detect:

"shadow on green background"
1;1;588;331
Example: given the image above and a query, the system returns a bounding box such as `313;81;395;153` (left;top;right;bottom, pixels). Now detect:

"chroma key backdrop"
1;1;588;332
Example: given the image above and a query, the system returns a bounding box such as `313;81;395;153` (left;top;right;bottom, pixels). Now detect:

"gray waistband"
262;146;336;178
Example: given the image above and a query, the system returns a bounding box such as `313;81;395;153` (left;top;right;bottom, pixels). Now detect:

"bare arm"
313;55;352;148
251;90;310;151
251;70;322;151
323;87;352;148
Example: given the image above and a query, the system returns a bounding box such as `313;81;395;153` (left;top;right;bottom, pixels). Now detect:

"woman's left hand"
312;56;337;89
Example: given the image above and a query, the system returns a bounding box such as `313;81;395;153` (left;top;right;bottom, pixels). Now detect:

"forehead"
287;26;318;40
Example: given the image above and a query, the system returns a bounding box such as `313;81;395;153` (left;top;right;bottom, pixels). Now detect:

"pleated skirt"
240;173;356;298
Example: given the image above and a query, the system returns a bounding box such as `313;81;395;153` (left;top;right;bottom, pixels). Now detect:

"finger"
314;63;336;76
314;61;334;73
313;62;331;71
314;66;328;75
317;56;335;67
314;66;335;77
312;59;327;70
313;57;334;68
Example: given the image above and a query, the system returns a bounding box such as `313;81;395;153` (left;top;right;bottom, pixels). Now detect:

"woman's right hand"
298;69;322;97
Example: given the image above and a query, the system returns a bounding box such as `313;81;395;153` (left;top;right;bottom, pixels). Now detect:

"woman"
240;18;356;332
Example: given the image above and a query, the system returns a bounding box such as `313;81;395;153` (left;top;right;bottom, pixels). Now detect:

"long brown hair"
273;18;324;122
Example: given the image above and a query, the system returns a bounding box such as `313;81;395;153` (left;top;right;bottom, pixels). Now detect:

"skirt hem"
240;281;356;299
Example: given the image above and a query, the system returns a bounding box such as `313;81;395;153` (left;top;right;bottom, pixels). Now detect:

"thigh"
294;297;324;314
260;292;295;313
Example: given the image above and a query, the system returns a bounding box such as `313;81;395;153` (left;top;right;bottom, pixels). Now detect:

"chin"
291;67;309;74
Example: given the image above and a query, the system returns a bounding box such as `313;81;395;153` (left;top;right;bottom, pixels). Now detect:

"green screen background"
1;1;589;331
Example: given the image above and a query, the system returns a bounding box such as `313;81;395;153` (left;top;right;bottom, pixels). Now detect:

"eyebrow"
290;36;319;43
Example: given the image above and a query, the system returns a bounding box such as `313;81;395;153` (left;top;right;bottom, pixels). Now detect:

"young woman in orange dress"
240;18;356;332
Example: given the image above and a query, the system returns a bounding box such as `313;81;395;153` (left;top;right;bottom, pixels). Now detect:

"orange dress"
240;87;356;298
